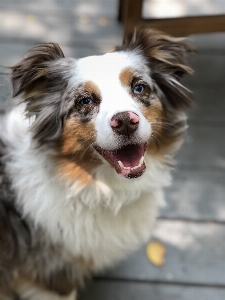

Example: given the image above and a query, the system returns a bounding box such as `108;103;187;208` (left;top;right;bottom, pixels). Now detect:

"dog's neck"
1;104;172;270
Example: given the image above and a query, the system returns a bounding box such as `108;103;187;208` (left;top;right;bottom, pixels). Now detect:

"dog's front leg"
13;278;77;300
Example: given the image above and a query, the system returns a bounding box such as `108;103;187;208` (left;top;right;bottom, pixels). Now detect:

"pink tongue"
111;144;144;167
95;144;147;179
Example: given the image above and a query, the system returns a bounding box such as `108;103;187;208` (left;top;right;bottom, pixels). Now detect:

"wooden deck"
0;0;225;299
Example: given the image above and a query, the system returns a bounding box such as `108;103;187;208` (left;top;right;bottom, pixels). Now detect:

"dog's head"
11;28;193;183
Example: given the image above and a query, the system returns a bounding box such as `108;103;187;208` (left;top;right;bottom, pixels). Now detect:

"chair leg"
122;0;143;36
118;0;125;22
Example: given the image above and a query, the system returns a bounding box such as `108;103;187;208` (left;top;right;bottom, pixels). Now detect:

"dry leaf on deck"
146;240;166;266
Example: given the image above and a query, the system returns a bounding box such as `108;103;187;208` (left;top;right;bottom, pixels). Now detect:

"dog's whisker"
151;122;175;132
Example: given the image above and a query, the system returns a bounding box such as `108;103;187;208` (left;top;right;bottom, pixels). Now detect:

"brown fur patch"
140;95;185;157
140;97;164;153
146;107;185;157
119;67;134;87
56;118;101;185
83;81;101;98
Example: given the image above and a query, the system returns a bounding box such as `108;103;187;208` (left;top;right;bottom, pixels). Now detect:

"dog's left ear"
119;28;194;109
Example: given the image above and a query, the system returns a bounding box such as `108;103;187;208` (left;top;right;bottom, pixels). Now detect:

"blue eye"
133;84;145;94
80;97;93;105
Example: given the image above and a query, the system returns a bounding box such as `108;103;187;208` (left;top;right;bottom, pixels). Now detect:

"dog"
0;28;193;300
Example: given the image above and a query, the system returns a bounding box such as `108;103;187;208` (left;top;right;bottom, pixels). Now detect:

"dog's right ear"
118;28;194;110
11;43;65;97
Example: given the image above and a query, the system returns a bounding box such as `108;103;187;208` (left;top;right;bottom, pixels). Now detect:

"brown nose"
110;111;140;137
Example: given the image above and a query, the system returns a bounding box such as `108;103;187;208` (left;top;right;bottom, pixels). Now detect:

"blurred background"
0;0;225;299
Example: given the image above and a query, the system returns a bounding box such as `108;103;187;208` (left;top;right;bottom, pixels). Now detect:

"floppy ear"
119;28;194;109
11;43;65;97
11;43;69;145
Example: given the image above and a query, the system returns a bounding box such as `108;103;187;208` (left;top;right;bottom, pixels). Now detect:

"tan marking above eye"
119;67;134;87
83;81;101;98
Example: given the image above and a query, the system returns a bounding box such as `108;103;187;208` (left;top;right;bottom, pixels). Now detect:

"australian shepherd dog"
0;28;193;299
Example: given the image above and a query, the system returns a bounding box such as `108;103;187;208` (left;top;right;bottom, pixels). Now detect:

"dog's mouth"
94;143;147;179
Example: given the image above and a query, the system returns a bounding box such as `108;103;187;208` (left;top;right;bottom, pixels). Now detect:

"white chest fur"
60;190;162;271
1;106;171;271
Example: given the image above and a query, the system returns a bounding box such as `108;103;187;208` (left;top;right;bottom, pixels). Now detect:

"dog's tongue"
95;144;147;178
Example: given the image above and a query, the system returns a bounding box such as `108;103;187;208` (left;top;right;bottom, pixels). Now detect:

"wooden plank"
122;0;143;35
101;220;225;286
135;15;225;37
80;281;225;300
0;0;118;18
0;40;117;67
183;55;225;90
188;88;225;125
186;33;225;53
118;0;125;22
121;0;225;36
177;125;225;171
161;169;225;221
0;9;123;49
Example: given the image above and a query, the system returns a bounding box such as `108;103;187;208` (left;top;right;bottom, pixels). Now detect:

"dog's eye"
79;97;93;105
133;84;145;94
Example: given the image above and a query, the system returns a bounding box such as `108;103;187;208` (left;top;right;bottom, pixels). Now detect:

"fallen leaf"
146;240;166;266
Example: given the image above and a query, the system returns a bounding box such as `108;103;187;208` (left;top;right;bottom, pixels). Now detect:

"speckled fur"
0;146;91;299
0;28;193;299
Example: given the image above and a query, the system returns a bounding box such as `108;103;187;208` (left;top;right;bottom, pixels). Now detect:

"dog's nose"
110;111;139;137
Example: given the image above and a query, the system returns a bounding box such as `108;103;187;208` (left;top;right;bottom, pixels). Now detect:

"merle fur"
0;139;91;297
0;28;193;298
11;30;193;147
117;27;193;110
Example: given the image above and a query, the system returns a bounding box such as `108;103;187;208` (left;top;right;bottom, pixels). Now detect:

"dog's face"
11;29;193;183
68;52;157;178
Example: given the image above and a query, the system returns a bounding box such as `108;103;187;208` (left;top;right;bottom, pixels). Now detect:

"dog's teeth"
131;165;139;170
118;160;124;168
119;156;145;171
131;164;141;170
131;156;145;171
139;156;144;165
118;161;131;170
